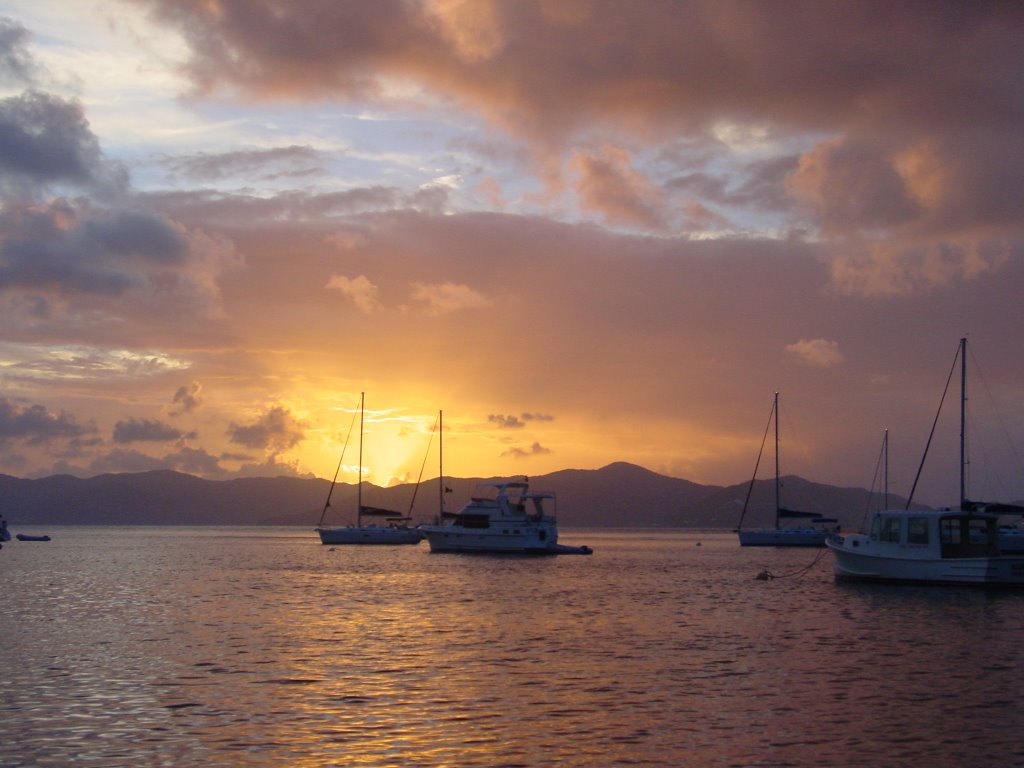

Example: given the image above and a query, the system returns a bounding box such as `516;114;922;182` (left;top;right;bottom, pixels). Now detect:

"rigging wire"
859;431;888;532
736;394;775;531
967;344;1024;500
406;413;438;516
316;397;361;527
905;344;960;509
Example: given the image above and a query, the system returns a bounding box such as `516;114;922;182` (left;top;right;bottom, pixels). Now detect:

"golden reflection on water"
4;528;1024;766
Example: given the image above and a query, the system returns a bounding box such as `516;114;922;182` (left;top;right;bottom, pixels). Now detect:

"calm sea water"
2;527;1023;767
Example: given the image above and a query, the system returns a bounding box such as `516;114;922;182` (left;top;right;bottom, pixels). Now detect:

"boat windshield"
939;515;999;558
473;482;529;501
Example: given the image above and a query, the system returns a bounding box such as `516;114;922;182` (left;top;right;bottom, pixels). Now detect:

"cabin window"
940;518;962;545
907;517;929;545
940;516;997;558
968;519;989;544
880;517;901;543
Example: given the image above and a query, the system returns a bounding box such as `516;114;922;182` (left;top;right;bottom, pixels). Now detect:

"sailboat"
827;338;1024;585
736;392;840;547
315;393;423;545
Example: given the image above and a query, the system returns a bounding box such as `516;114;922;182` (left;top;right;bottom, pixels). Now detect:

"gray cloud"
162;145;326;182
86;445;226;477
0;18;40;87
131;2;1024;142
521;412;554;422
227;405;306;452
500;441;552;459
112;417;196;444
0;91;125;193
0;396;97;445
170;381;203;415
86;447;170;474
488;414;525;429
0;202;188;296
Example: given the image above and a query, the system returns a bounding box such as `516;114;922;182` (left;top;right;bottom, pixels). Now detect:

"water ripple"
3;527;1024;766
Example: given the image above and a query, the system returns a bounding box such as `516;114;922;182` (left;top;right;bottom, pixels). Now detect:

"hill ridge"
0;464;918;529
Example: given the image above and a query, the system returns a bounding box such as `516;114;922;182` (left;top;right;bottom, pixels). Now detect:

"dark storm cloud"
86;445;225;476
112;417;196;444
227;405;306;452
0;91;119;190
129;1;1024;139
127;0;1024;291
86;447;170;474
0;203;188;295
0;396;97;445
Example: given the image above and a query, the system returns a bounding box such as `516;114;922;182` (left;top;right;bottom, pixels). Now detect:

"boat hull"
827;536;1024;586
420;525;557;554
738;528;830;547
316;526;423;545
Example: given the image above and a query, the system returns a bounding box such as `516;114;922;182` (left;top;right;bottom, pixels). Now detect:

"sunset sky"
1;1;1022;507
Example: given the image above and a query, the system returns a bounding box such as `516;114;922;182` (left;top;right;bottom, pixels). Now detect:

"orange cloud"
570;146;667;229
785;339;843;368
788;137;920;234
409;281;491;315
829;238;1010;297
326;274;381;313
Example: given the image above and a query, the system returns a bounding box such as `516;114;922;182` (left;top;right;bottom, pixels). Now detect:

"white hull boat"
827;510;1024;585
420;480;591;555
318;525;422;545
424;526;555;553
827;338;1024;586
736;393;839;547
314;393;423;546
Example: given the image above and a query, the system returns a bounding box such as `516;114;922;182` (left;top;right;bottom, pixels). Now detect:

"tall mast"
358;391;364;527
773;392;780;529
959;337;967;508
438;410;444;517
883;428;889;510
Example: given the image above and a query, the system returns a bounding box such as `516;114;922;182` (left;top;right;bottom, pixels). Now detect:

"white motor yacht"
420;481;591;554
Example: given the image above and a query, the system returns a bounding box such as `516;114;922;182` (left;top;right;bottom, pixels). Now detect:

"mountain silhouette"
0;462;919;530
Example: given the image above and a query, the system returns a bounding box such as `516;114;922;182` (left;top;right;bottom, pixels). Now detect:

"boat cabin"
868;510;1001;558
457;482;556;523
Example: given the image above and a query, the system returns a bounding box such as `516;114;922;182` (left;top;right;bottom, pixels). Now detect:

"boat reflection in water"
420;480;592;555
